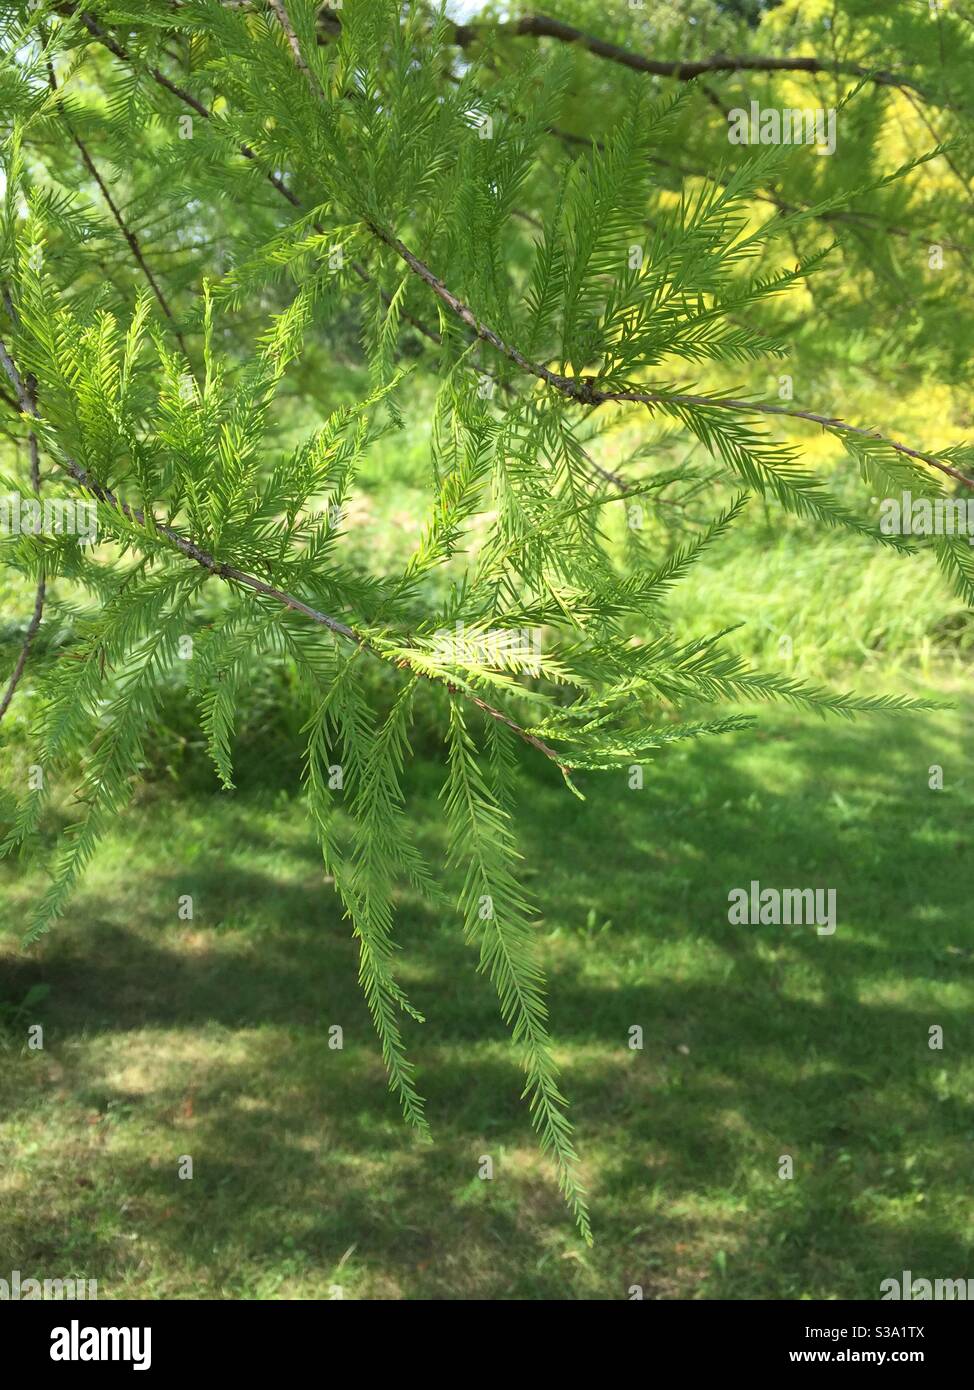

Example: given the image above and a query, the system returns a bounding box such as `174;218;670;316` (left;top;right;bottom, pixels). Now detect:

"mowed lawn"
1;684;971;1299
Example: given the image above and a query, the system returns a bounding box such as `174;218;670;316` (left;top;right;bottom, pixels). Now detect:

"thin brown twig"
363;221;974;491
76;11;440;348
42;53;195;365
901;86;974;209
267;0;321;93
268;4;974;495
81;6;974;497
450;13;933;99
0;360;46;723
0;328;572;774
610;391;974;492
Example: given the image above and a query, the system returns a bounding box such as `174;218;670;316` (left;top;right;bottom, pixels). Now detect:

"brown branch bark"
451;13;931;98
0;328;572;774
79;6;974;497
77;11;442;350
42;53;194;364
363;222;974;491
0;354;46;724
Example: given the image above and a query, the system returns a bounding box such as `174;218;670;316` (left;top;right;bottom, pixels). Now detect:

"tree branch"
42;51;194;364
362;222;974;492
77;10;443;351
0;329;572;775
0;340;46;724
451;13;932;98
83;6;974;496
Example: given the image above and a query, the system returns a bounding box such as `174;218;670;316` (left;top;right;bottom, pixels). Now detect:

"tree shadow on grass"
0;703;971;1297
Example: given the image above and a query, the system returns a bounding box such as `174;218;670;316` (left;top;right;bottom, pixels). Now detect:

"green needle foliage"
0;0;971;1238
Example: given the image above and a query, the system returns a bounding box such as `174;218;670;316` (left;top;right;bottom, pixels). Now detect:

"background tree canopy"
0;0;971;1275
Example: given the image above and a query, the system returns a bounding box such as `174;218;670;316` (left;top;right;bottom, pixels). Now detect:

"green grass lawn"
1;683;971;1300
